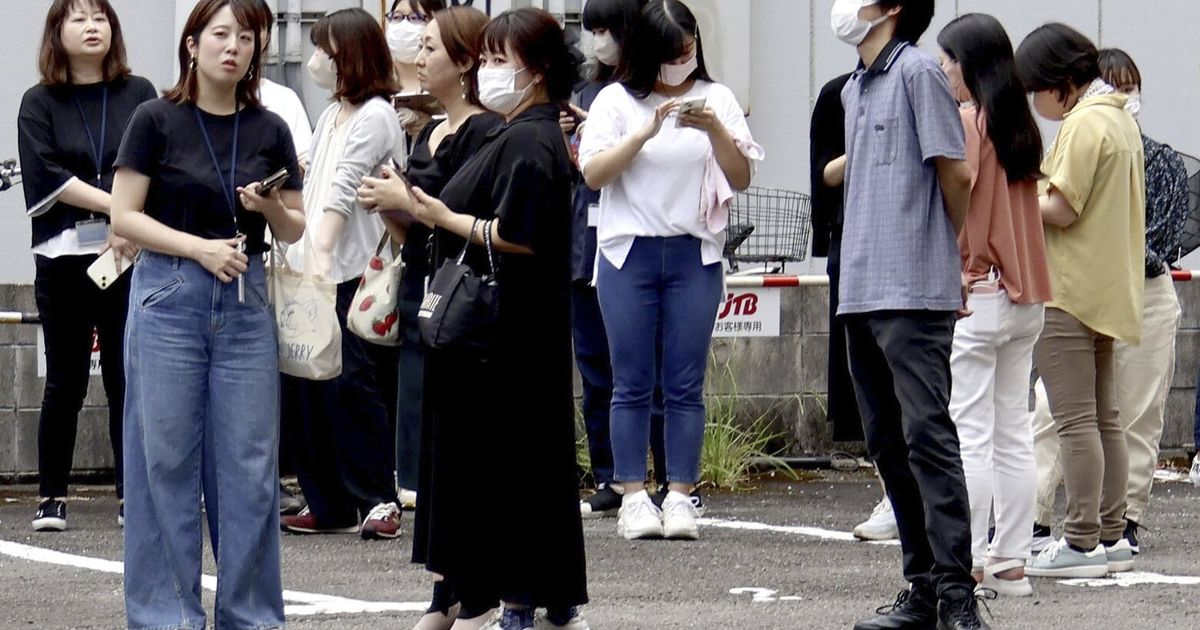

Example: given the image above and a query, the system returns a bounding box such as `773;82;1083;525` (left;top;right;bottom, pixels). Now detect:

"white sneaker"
616;490;663;540
1104;538;1135;573
1190;453;1200;487
661;491;700;540
853;498;899;541
1025;538;1109;578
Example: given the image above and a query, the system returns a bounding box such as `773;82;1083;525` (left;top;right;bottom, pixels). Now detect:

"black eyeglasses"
388;11;428;24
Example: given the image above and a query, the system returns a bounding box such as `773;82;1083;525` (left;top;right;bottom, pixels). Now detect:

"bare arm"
111;168;250;284
823;155;847;188
1040;189;1079;228
935;156;973;233
702;114;752;191
582;100;678;190
409;186;532;255
58;180;113;215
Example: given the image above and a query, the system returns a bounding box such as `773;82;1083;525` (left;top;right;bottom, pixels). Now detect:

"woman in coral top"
937;13;1053;597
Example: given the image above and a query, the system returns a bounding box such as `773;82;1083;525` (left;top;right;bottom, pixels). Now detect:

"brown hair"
312;8;397;106
432;6;489;108
482;8;579;103
164;0;264;107
38;0;132;85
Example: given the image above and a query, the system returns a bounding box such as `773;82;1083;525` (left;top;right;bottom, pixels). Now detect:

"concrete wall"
4;280;1199;476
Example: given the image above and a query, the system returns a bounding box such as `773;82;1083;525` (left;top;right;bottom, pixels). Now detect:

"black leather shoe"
936;588;993;630
853;589;938;630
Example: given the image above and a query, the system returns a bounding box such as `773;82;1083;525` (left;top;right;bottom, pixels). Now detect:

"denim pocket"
140;277;183;309
872;117;898;166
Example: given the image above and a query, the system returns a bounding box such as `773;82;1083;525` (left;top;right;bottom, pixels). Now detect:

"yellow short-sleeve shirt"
1041;93;1145;344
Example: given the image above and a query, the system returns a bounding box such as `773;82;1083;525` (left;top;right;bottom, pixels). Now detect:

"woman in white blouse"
578;0;760;542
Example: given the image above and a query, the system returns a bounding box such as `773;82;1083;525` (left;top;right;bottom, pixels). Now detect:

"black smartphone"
258;167;289;194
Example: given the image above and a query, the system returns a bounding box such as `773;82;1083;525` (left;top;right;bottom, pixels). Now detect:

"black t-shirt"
398;112;503;301
18;76;158;246
436;104;574;327
115;98;302;255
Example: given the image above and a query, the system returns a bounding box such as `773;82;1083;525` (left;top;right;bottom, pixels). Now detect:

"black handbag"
418;218;500;354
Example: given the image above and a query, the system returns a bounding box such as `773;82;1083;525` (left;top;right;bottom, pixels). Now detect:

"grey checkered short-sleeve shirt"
837;41;966;316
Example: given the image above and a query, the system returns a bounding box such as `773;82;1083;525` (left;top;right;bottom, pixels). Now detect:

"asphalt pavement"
2;470;1198;629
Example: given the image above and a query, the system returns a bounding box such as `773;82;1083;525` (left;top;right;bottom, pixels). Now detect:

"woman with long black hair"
110;0;304;625
18;0;156;533
578;0;759;542
937;12;1052;597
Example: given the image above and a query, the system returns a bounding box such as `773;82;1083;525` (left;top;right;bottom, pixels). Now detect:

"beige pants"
1032;308;1128;549
1034;274;1181;525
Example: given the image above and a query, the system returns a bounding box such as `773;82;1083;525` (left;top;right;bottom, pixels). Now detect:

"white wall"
4;0;1200;286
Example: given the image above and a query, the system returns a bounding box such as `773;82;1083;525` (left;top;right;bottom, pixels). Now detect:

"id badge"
587;203;600;228
76;219;109;246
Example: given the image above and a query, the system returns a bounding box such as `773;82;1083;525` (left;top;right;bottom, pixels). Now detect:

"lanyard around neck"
73;86;108;188
193;105;240;227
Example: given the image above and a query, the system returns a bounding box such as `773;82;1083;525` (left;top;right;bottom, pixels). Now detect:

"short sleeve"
493;139;555;251
577;85;625;171
16;87;77;214
1045;120;1102;215
906;67;966;162
712;84;751;140
114;101;165;177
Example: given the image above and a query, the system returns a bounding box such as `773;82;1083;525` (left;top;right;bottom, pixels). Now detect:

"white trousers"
1034;272;1181;524
949;289;1045;566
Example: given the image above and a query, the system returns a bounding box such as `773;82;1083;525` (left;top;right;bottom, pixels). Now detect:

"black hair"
938;13;1042;183
582;0;645;82
877;0;934;45
1098;48;1142;91
1015;23;1100;104
481;7;581;103
389;0;446;19
620;0;713;100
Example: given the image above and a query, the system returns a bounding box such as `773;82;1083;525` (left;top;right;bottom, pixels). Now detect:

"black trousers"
843;310;974;597
283;278;400;524
33;254;129;499
826;231;863;442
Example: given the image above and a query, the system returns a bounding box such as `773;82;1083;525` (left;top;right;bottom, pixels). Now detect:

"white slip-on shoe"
980;559;1033;597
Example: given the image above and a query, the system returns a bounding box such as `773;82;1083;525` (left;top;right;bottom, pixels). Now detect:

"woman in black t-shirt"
17;0;156;534
357;11;502;605
109;1;303;627
406;9;588;630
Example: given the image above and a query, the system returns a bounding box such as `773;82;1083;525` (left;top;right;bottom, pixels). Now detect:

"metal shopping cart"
723;186;811;273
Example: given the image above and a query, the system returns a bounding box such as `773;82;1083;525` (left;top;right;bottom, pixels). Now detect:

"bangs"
1108;67;1140;90
480;21;511;57
582;1;619;32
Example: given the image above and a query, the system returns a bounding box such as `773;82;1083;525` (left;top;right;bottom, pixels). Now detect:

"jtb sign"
713;287;780;338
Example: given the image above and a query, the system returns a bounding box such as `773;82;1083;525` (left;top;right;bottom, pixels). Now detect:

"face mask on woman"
307;49;337;91
478;66;531;115
1124;90;1141;121
831;0;888;46
659;53;698;87
387;20;425;64
593;31;620;67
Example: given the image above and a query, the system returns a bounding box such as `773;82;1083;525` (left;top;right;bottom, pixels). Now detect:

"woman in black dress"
17;0;157;532
407;8;588;630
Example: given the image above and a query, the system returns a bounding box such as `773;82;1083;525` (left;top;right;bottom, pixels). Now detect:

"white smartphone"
675;96;707;127
87;249;130;290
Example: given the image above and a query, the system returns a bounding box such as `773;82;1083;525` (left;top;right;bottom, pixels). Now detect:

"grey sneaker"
1104;538;1135;573
1025;538;1108;578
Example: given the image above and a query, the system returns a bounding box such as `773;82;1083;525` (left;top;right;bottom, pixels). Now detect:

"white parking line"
0;539;427;616
698;517;901;545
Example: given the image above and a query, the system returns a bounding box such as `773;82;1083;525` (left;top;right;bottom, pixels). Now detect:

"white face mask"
478;66;531;116
831;0;888;46
592;31;620;67
659;53;698;87
1124;90;1141;121
387;20;425;64
306;49;337;91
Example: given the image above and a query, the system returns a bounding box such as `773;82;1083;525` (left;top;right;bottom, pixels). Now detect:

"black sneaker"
650;485;707;517
580;484;622;519
853;588;937;630
1124;518;1141;555
1031;522;1053;554
32;498;67;532
936;588;993;630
